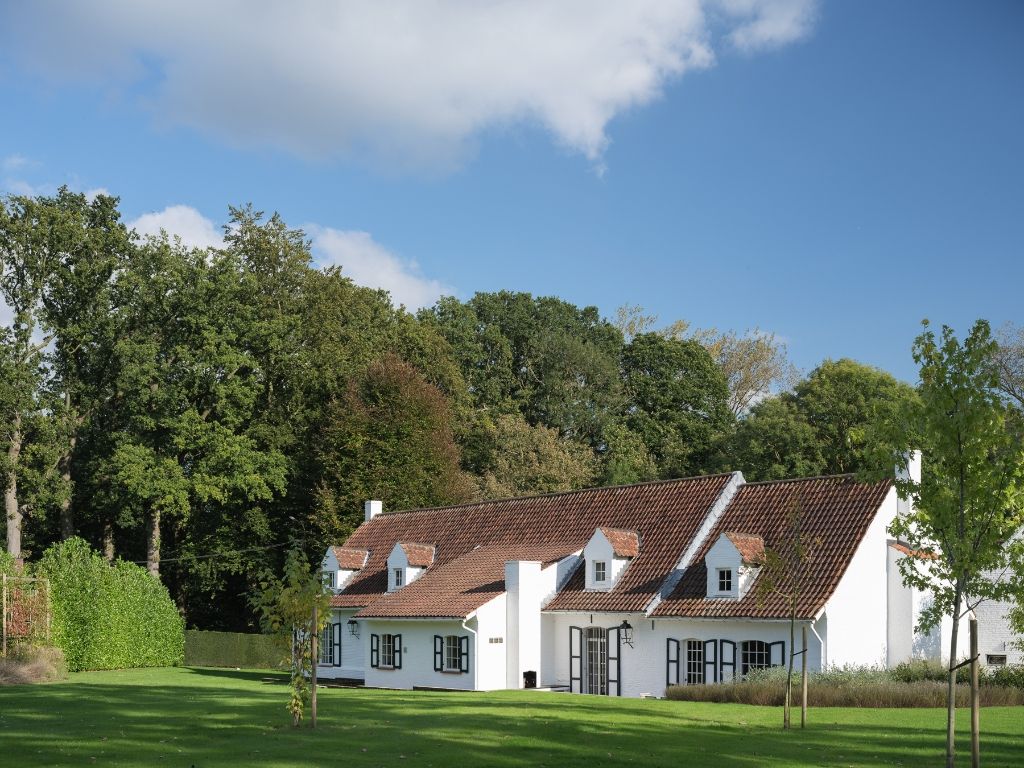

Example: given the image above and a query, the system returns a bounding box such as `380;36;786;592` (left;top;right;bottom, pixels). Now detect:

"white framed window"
741;640;769;677
380;633;396;668
685;640;704;684
717;568;733;593
394;568;404;588
444;635;460;671
987;654;1007;667
593;561;607;583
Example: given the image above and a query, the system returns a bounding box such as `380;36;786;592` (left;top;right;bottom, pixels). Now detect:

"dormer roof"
398;542;436;567
598;527;640;558
332;546;370;570
723;532;764;565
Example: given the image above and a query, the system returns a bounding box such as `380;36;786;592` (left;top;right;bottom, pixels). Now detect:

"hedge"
36;538;184;671
184;630;287;669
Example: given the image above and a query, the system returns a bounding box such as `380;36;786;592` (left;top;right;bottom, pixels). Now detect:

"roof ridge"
371;472;738;518
739;472;888;487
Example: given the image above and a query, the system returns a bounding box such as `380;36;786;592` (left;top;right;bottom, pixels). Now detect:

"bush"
0;645;68;685
665;663;1024;707
36;538;184;671
184;630;287;669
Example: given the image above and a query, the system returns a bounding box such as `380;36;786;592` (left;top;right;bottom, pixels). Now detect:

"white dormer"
321;546;369;592
704;531;764;599
387;542;435;592
583;527;639;591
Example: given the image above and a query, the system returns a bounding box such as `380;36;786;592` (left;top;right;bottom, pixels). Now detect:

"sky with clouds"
0;0;1021;380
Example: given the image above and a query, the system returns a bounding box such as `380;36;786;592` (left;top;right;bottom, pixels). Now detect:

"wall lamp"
618;620;634;647
347;619;360;638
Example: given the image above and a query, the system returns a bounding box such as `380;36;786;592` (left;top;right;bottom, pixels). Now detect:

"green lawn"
1;667;1022;767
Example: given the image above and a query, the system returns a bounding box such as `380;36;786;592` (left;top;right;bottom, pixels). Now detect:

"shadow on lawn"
1;673;1021;768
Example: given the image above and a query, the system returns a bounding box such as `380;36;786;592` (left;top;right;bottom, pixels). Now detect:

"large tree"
879;320;1024;768
621;332;733;479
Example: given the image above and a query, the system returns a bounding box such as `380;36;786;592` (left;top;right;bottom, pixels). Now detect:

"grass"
0;667;1021;767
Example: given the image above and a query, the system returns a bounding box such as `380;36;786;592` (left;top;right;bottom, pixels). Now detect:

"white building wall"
544;612;823;698
317;609;365;680
475;594;508;691
821;487;896;668
886;543;914;665
506;561;543;688
362;618;479;690
975;599;1023;666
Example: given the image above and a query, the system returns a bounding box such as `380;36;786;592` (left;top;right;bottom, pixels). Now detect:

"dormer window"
717;568;733;593
321;546;369;593
387;541;435;592
323;571;336;589
583;527;639;591
705;532;764;600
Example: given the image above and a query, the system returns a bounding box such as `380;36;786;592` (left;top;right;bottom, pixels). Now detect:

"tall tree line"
1;189;922;630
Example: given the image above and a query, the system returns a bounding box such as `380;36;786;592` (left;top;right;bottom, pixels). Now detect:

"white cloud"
0;1;816;170
128;205;224;250
310;227;453;310
2;154;33;172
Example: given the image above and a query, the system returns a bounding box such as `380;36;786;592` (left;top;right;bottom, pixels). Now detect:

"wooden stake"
311;603;318;729
970;617;980;768
2;573;7;657
801;624;808;729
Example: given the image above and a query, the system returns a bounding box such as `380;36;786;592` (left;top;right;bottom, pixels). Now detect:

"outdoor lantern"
618;620;634;647
347;619;360;637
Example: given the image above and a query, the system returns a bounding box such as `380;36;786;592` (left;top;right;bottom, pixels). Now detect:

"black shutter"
569;626;582;693
370;633;380;668
666;638;680;687
333;623;342;667
393;634;403;669
720;640;736;682
607;626;621;696
434;635;444;672
768;640;785;668
703;639;718;684
459;635;470;673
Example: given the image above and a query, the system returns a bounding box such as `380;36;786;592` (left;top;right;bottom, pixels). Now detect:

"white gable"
582;529;633;591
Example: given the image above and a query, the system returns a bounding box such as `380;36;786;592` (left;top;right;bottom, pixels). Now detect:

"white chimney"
896;450;922;517
364;500;382;523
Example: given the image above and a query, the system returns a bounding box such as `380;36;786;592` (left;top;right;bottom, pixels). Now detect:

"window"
444;635;461;671
685;640;704;684
322;571;335;589
741;640;769;677
593;561;607;583
393;568;404;588
987;654;1008;667
717;568;733;593
319;624;336;665
380;633;396;668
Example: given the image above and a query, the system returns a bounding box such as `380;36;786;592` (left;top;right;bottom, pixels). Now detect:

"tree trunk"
801;624;808;729
102;520;115;561
946;585;963;768
784;614;795;729
970;617;979;768
146;507;161;578
4;413;22;559
58;432;76;539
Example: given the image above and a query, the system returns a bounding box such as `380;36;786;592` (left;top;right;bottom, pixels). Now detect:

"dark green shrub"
36;538;184;671
184;630;287;669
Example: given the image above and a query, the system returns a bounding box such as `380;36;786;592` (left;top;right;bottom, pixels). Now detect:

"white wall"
362;618;478;690
544;612;822;698
822;488;896;667
886;543;914;665
974;599;1023;666
475;594;508;691
317;609;365;680
506;561;543;688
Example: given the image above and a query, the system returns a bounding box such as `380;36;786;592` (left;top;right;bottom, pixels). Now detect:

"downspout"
462;617;479;690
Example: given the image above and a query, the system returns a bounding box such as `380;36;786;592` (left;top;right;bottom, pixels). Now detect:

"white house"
316;459;1021;696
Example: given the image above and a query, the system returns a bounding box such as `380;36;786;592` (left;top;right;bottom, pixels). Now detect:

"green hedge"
184;630;286;669
37;538;184;671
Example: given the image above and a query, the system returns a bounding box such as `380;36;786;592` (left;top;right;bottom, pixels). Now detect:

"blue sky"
1;1;1021;383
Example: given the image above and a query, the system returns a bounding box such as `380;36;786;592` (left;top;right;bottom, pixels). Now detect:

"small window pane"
444;635;460;671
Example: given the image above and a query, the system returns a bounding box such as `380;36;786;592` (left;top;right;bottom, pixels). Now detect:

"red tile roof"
329;474;736;617
651;475;893;620
355;544;576;619
889;542;939;560
332;546;369;570
398;542;435;567
599;527;640;558
724;532;765;565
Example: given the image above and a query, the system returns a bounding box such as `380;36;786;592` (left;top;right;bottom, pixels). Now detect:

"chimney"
364;500;382;523
896;450;922;517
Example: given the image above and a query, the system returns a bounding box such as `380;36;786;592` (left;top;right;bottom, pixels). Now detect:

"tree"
994;323;1024;411
756;492;820;730
251;545;330;727
471;413;599;499
621;333;733;479
694;328;796;416
879;320;1024;768
731;359;918;480
313;355;473;538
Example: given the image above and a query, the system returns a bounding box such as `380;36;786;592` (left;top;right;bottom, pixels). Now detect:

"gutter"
461;617;479;691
